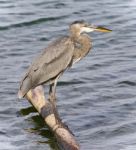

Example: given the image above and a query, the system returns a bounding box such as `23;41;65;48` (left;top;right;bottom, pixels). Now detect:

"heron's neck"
72;34;92;63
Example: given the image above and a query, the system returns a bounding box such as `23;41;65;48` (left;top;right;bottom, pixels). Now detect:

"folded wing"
18;36;74;98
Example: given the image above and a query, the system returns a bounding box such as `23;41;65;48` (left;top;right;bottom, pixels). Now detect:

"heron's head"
70;20;111;36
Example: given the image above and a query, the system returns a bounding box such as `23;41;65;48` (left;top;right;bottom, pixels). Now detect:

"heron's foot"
48;98;61;124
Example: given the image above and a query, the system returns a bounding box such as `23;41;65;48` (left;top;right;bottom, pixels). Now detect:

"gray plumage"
18;20;111;99
18;36;74;98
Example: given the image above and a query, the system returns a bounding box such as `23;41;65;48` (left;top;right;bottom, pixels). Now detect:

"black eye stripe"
71;20;85;25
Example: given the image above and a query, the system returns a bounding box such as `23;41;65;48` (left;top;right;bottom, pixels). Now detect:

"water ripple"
118;81;136;86
0;15;68;31
0;0;136;150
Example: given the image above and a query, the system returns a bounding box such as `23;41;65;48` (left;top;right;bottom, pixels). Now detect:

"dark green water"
0;0;136;149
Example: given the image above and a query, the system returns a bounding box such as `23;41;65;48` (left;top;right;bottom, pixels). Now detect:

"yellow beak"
95;26;112;32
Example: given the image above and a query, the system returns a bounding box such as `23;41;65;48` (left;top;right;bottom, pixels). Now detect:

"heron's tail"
18;76;32;99
18;90;26;99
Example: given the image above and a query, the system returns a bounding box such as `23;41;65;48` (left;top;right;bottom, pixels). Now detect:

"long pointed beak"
94;26;112;32
80;24;112;33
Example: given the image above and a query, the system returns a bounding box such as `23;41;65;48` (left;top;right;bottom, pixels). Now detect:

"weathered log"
25;85;79;150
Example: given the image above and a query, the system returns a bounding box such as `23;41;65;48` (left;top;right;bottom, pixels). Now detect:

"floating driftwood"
25;85;79;150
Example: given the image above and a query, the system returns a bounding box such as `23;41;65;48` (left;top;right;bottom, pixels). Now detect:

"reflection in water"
20;106;59;150
20;106;37;116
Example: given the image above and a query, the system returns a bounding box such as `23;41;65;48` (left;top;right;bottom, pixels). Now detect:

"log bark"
25;85;79;150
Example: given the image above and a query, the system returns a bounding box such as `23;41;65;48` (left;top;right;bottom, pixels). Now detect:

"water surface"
0;0;136;150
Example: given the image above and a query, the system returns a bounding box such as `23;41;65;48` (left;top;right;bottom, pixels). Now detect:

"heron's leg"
52;78;58;103
49;79;61;124
49;82;57;104
49;75;60;102
49;79;58;108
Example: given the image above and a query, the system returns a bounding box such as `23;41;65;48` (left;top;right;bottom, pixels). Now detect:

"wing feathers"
18;36;74;98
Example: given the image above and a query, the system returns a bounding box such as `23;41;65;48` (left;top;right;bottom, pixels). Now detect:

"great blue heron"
18;20;111;109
